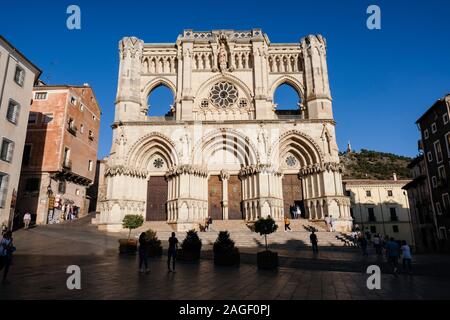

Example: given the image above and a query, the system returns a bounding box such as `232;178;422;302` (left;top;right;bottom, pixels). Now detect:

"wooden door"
146;176;168;221
228;175;243;220
282;174;302;218
208;175;223;220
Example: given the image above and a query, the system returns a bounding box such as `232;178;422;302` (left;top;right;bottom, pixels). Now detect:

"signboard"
48;196;55;210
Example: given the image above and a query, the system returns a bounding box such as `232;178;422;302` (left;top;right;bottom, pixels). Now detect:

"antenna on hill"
346;141;352;154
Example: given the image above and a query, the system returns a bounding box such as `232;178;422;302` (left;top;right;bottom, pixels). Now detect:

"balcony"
62;159;72;170
67;124;77;136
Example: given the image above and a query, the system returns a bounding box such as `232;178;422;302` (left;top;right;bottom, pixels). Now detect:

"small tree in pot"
145;228;163;257
213;231;240;266
118;214;144;254
253;216;279;269
178;229;202;261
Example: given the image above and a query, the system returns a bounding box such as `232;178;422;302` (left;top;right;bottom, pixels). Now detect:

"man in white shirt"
23;212;31;229
400;240;412;274
325;215;331;232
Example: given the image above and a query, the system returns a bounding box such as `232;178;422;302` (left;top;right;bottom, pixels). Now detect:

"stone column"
220;170;230;220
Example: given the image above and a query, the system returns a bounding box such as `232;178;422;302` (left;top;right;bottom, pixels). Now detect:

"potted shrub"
178;229;202;261
213;231;240;266
118;214;144;254
253;216;279;269
145;228;163;257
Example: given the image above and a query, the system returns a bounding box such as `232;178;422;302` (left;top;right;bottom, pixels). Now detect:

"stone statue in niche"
218;41;228;72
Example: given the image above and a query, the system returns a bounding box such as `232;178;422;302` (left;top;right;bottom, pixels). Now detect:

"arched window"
147;84;174;117
273;83;305;119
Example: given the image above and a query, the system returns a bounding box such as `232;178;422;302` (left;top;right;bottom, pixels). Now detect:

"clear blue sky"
1;0;449;159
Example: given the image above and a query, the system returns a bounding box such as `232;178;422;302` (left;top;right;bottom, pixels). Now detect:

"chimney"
393;172;397;181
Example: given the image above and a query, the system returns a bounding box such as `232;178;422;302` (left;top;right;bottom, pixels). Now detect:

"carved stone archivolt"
239;164;282;179
105;165;148;179
165;164;209;179
298;162;344;178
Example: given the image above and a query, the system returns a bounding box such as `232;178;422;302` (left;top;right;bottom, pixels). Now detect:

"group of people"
289;205;302;219
354;231;413;275
138;232;179;274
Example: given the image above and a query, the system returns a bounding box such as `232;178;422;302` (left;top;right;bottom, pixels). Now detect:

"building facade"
344;178;414;245
16;84;101;225
95;29;352;232
0;36;41;228
415;94;450;246
403;155;439;252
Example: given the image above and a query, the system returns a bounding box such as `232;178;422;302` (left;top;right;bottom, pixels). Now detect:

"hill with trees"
339;149;413;180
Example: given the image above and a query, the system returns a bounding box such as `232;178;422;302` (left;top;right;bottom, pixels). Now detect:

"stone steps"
153;230;353;248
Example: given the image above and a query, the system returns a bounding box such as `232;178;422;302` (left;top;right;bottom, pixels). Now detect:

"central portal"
146;176;168;221
282;174;303;218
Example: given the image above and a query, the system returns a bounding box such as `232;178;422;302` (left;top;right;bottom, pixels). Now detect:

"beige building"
344;178;415;245
95;29;352;232
0;36;41;228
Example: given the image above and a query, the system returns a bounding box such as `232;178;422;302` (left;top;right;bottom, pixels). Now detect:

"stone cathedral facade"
95;29;352;232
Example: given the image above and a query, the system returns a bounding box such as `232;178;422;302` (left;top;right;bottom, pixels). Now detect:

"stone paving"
1;220;450;300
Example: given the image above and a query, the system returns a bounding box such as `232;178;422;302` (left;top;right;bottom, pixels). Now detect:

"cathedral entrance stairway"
138;219;354;249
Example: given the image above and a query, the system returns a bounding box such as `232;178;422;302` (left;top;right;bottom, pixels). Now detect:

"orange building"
16;83;101;225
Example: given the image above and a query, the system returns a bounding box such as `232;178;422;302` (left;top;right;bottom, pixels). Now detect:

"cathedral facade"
95;29;352;232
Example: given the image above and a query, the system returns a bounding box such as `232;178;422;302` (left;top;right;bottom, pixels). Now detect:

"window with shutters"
1;139;14;162
6;99;20;124
0;172;9;208
14;65;25;86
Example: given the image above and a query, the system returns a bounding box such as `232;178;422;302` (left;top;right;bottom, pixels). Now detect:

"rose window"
209;82;238;108
286;155;297;167
153;158;164;169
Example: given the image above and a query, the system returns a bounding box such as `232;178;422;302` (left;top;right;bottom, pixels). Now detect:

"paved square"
1;221;450;300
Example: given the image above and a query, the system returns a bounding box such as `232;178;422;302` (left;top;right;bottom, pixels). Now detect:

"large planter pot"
257;250;278;270
118;239;138;255
214;248;240;266
148;245;163;257
177;248;201;262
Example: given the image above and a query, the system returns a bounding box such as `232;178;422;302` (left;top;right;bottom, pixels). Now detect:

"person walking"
373;234;381;256
284;216;291;232
0;231;15;284
204;217;209;231
1;223;7;236
23;212;31;229
329;215;335;232
400;240;412;274
310;230;319;254
208;216;213;231
324;215;331;232
138;232;150;274
359;235;368;256
167;232;178;273
386;237;400;276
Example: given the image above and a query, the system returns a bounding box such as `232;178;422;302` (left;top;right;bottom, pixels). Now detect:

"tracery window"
239;99;248;108
153;158;164;169
286;155;297;167
209;82;238;108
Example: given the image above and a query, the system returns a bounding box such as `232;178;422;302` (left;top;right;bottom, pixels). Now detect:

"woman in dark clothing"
138;232;150;274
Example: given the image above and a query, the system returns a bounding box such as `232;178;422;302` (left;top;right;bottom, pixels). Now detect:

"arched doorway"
228;175;243;220
146;176;168;221
208;175;223;220
282;174;303;218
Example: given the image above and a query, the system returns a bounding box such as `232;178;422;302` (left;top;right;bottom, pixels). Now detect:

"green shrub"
253;216;278;251
181;229;202;252
122;214;144;240
213;231;235;254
